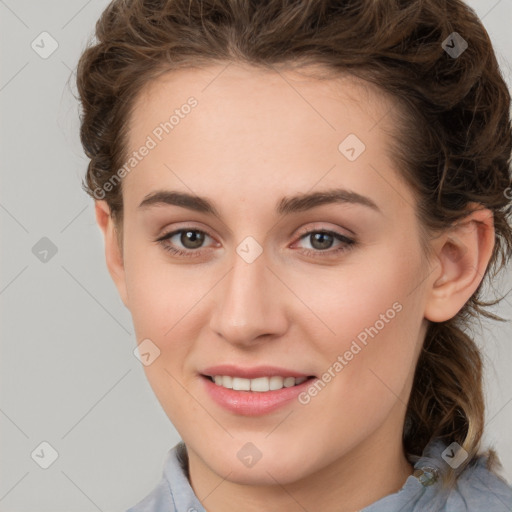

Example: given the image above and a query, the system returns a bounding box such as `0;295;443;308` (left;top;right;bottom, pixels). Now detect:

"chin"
206;452;310;486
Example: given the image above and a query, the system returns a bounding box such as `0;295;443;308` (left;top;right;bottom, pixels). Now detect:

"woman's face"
108;63;433;485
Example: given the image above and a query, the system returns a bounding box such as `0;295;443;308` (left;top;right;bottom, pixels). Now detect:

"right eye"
156;228;216;258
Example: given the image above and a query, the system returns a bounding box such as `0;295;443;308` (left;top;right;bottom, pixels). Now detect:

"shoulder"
443;455;512;511
363;439;512;512
125;441;205;512
125;475;173;512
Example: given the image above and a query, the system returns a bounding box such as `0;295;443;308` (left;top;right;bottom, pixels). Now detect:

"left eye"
295;230;353;252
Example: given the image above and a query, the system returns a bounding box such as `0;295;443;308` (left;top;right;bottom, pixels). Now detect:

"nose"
208;248;288;347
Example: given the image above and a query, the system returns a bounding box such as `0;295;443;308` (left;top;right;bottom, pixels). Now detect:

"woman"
76;0;512;510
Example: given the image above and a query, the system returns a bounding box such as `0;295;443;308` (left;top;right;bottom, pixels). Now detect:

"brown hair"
76;0;512;489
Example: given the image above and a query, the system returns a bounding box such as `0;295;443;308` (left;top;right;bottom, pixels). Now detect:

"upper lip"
201;365;314;379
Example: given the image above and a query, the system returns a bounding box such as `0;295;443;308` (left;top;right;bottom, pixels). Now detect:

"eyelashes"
155;227;356;260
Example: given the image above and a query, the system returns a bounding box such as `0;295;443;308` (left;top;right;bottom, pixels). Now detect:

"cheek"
293;238;423;343
122;249;199;407
123;236;200;334
295;242;424;402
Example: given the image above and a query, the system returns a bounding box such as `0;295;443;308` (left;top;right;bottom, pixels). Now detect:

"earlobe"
94;200;129;308
424;206;495;322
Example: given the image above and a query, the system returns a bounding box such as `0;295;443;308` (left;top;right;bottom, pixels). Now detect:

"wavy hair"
76;0;512;489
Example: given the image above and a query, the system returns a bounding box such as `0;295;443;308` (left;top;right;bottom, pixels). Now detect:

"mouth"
200;373;318;416
201;374;316;392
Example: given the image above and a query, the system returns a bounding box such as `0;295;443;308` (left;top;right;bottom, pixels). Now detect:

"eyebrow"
138;188;381;217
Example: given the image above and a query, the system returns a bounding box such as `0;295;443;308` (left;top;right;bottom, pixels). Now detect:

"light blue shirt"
126;438;512;511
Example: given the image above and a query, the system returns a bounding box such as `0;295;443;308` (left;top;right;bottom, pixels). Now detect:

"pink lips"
201;364;312;379
200;365;317;416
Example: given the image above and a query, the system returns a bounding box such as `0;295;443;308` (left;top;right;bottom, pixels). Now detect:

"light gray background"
1;1;511;511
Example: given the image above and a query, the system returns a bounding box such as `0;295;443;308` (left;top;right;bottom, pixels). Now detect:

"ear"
95;200;129;308
424;205;495;322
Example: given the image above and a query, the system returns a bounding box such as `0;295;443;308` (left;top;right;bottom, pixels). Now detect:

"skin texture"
95;63;495;512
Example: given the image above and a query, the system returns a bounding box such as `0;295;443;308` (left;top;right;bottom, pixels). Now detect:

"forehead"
122;62;411;216
130;62;394;136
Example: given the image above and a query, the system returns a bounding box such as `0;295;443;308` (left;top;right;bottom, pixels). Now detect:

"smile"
208;375;311;392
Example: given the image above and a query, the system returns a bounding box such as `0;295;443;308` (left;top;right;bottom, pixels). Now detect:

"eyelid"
156;226;217;247
156;223;216;242
294;223;354;240
156;222;353;246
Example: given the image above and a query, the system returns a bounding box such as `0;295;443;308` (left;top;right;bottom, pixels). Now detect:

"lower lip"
201;375;317;416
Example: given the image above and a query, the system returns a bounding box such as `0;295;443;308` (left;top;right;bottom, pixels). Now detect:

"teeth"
211;375;308;392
